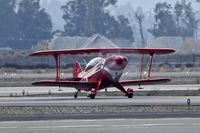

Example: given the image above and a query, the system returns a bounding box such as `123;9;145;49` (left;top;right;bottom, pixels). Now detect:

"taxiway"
0;96;198;106
0;118;200;133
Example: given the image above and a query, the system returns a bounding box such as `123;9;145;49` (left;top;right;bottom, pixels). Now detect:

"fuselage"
78;55;128;91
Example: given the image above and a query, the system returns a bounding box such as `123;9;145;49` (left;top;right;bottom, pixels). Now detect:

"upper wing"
120;78;171;86
32;80;97;88
30;48;175;56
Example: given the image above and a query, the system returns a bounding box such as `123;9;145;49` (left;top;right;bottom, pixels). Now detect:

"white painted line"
0;123;189;129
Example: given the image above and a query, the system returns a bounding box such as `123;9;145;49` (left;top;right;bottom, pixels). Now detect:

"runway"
0;118;200;133
0;96;199;106
1;84;200;94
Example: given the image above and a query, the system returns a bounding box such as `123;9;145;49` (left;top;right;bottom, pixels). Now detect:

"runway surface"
1;84;200;94
1;71;200;79
0;96;199;106
0;118;200;133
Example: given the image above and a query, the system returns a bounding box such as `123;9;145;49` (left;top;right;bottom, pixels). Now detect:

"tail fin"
73;62;83;78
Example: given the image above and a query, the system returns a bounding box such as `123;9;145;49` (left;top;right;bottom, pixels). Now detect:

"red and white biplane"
30;48;175;99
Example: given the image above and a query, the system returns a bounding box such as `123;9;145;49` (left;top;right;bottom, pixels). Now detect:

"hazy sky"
49;0;176;10
43;0;197;11
117;0;176;11
42;0;198;30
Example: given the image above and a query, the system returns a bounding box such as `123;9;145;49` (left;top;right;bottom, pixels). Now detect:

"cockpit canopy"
85;57;104;71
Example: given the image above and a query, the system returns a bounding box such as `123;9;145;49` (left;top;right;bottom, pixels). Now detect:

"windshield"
85;57;104;71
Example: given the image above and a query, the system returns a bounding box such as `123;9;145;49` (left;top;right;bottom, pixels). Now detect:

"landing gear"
138;85;143;90
114;83;134;99
127;88;133;98
74;94;78;99
74;90;80;98
90;94;96;99
87;93;96;99
87;88;96;99
127;93;133;98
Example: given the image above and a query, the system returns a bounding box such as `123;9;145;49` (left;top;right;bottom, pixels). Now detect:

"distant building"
148;36;200;54
80;34;118;48
148;36;182;50
49;34;119;49
49;34;87;49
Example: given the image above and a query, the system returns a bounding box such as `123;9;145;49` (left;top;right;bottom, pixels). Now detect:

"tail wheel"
127;88;133;98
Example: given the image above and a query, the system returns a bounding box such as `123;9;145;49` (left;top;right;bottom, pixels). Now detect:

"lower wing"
32;80;97;89
120;78;171;86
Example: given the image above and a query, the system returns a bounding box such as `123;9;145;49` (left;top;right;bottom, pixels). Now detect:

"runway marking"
0;123;194;129
142;123;184;126
0;118;199;124
1;118;200;130
190;123;200;126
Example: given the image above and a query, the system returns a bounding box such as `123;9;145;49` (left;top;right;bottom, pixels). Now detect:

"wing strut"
148;54;153;78
140;54;144;80
54;54;60;81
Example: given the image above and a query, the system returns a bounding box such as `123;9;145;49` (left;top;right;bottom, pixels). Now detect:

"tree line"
0;0;199;49
61;0;134;41
149;0;199;38
0;0;52;49
0;0;134;49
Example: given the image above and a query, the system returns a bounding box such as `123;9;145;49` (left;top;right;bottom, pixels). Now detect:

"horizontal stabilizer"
120;78;171;86
32;80;97;88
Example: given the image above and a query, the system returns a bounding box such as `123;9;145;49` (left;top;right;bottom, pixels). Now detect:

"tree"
174;0;198;37
116;15;134;41
149;1;198;38
148;2;177;38
17;0;52;46
0;0;18;38
61;0;134;41
62;0;87;36
135;7;146;47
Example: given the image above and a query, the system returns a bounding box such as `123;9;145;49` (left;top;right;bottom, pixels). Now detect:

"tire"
128;93;133;98
74;94;77;99
90;94;96;99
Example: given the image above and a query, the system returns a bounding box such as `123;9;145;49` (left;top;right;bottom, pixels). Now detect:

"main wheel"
90;94;96;99
127;88;133;98
74;94;78;99
89;88;96;99
127;93;133;98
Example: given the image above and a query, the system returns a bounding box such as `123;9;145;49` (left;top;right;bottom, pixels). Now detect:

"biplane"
30;48;175;99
